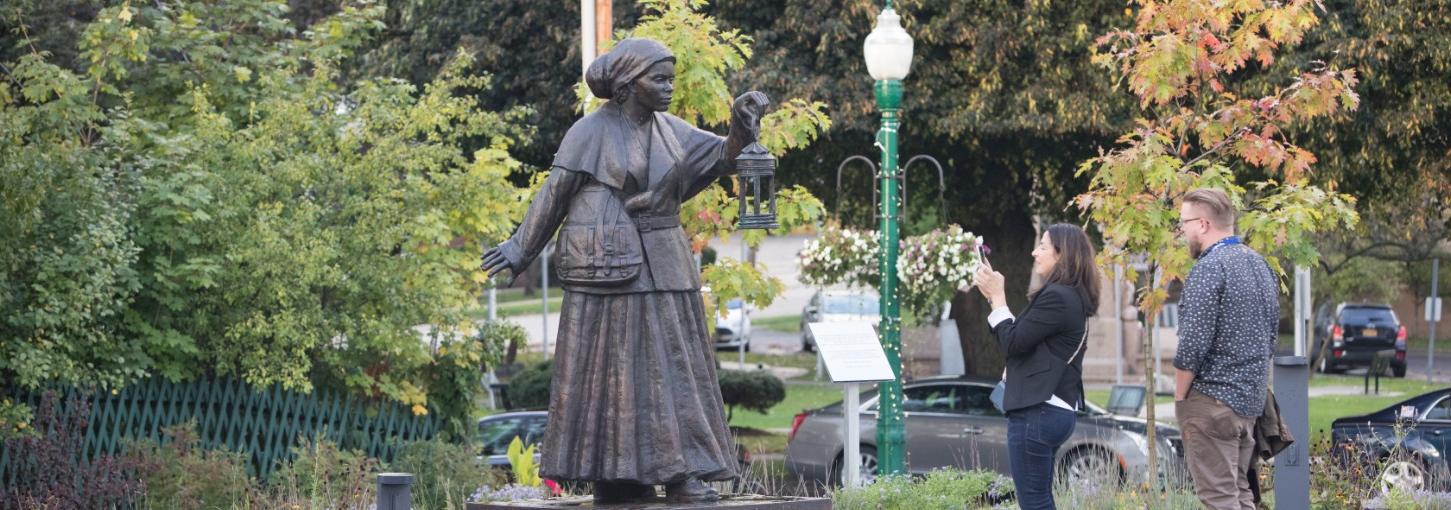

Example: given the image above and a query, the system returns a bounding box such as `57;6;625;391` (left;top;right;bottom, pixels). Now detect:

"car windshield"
478;417;524;455
823;295;878;314
1340;307;1396;324
726;299;743;310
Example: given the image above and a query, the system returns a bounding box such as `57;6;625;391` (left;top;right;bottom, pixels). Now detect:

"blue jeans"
1006;403;1076;510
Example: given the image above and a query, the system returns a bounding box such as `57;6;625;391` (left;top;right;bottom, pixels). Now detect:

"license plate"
1362;328;1378;337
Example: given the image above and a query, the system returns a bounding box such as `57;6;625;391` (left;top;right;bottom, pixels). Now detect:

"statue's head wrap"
586;38;676;100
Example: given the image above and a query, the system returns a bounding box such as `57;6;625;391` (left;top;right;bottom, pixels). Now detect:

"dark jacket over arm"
991;284;1089;413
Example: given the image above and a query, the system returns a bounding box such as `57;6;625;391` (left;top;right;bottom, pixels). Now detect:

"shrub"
718;369;785;420
429;323;521;441
126;423;255;510
832;470;1010;510
1367;487;1451;510
1051;478;1201;510
390;439;505;510
265;436;377;508
506;362;554;410
0;391;144;509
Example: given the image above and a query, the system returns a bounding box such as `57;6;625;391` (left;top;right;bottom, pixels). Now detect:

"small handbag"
991;324;1089;414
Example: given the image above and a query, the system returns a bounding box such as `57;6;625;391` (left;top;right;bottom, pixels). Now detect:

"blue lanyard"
1201;235;1241;258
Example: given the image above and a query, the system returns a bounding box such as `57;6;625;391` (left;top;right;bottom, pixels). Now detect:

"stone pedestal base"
467;495;830;510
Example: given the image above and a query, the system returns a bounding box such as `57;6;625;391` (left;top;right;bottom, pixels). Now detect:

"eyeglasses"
1175;217;1205;234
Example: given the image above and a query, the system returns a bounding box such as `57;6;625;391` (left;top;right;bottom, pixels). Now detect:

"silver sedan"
784;376;1188;488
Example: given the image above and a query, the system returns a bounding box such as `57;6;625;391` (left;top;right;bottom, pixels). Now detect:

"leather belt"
633;215;680;232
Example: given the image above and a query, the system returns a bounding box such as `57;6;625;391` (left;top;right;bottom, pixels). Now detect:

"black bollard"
378;472;416;510
1273;356;1309;509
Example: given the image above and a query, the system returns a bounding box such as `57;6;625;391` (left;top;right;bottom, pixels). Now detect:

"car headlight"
1124;430;1149;456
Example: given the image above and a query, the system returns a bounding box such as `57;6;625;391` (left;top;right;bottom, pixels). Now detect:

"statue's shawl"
551;102;715;194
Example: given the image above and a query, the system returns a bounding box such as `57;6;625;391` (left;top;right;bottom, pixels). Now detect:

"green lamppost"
864;0;913;477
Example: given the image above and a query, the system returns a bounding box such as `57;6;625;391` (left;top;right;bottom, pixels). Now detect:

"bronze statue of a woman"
481;38;768;504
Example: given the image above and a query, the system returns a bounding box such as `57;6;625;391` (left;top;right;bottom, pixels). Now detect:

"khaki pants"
1175;389;1257;510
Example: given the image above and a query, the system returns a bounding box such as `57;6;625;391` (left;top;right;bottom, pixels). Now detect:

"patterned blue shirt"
1173;242;1280;418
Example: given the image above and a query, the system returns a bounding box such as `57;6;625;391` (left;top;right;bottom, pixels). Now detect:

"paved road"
707;231;819;318
1400;348;1451;384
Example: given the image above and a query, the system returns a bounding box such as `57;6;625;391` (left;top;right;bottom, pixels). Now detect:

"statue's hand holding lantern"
730;90;777;231
735;141;778;230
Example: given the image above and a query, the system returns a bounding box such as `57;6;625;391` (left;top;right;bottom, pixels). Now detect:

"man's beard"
1188;237;1204;259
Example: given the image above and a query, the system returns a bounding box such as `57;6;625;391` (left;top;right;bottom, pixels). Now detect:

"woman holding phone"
970;224;1100;510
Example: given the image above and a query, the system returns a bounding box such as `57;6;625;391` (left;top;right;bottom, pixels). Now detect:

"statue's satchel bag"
554;184;644;287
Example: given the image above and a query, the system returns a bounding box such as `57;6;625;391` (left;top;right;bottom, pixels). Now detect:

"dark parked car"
477;411;549;468
1331;387;1451;492
1312;303;1408;376
784;376;1188;488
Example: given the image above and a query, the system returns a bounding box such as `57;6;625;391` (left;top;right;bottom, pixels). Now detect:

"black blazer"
991;283;1090;413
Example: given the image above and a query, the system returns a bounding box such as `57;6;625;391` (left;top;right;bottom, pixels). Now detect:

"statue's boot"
664;478;719;503
592;481;657;504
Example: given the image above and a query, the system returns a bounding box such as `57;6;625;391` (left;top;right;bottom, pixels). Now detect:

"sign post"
1428;258;1441;383
807;321;895;488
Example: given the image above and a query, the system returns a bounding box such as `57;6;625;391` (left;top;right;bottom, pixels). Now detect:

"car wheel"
1381;457;1428;493
1393;362;1407;378
1059;447;1123;490
743;338;751;353
832;445;878;487
1318;355;1342;374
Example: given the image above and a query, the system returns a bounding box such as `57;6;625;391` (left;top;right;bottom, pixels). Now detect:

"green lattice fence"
0;377;439;483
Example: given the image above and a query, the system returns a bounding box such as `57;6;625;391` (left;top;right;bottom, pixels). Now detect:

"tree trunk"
952;211;1035;378
1144;312;1159;487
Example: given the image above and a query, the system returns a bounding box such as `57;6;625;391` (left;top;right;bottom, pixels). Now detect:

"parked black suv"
1312;303;1407;377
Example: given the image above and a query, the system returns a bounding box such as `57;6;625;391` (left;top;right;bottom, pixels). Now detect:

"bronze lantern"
735;141;778;230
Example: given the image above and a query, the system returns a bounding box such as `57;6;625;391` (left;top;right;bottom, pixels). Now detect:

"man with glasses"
1172;188;1279;510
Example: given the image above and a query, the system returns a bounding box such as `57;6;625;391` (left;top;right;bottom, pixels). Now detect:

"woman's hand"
973;264;1008;310
731;91;770;138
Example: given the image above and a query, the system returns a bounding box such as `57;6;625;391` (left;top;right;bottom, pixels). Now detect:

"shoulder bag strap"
1068;323;1089;366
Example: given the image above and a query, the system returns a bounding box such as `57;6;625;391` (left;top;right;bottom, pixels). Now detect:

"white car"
715;298;752;351
800;291;880;352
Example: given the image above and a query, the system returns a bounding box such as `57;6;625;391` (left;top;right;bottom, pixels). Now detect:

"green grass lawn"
755;314;803;334
482;287;560;304
733;427;790;455
1082;389;1173;411
717;352;820;376
728;381;843;431
465;295;563;319
1404;336;1451;354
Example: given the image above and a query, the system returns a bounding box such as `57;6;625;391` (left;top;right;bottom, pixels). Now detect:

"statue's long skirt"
538;290;738;484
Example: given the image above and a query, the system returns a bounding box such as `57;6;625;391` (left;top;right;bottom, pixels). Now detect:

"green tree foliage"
1073;0;1361;478
1268;1;1451;203
504;361;553;410
348;0;634;169
3;0;529;432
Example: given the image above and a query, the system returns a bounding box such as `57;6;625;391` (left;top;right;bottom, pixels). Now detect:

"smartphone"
978;243;992;268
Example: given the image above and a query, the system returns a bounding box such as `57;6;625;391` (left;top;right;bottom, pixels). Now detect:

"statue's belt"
632;215;680;232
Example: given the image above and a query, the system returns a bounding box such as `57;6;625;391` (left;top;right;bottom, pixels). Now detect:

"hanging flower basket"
897;225;982;323
798;223;982;324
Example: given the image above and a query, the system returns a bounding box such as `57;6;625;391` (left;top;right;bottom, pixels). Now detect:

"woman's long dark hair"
1030;224;1101;315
